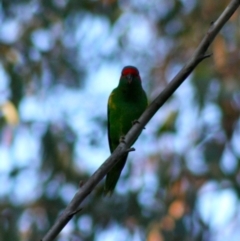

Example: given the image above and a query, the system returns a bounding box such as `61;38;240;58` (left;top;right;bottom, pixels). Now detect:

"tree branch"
41;1;240;240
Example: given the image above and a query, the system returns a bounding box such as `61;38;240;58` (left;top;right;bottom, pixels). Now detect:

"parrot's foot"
132;119;146;129
132;119;140;125
119;135;126;144
79;180;85;187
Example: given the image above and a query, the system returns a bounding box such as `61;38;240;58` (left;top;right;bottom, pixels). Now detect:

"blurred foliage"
0;0;240;241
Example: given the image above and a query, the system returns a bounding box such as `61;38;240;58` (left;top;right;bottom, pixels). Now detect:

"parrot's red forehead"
121;66;139;76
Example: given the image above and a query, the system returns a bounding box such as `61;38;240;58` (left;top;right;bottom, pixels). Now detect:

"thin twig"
41;1;240;240
68;208;82;217
125;147;135;153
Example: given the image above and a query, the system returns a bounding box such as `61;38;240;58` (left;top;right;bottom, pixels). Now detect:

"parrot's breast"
108;87;147;152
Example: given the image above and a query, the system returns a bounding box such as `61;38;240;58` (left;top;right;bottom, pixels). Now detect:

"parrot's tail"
104;154;128;195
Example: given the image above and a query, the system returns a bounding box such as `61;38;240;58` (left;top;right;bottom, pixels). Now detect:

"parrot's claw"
132;119;140;125
132;119;146;129
79;180;85;187
119;135;126;144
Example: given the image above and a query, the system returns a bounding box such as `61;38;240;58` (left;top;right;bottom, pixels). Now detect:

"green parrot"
105;66;148;194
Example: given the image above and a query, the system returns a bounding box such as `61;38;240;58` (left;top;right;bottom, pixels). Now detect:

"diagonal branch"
41;0;240;240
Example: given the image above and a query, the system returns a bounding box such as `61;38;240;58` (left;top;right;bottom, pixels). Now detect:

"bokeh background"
0;0;240;240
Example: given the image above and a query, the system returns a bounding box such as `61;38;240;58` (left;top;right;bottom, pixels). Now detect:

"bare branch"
41;1;240;240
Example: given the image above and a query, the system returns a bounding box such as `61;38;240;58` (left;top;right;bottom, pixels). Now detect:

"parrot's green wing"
105;91;128;195
107;93;114;153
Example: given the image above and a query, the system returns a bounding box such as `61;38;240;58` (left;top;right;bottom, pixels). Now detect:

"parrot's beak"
126;74;133;84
